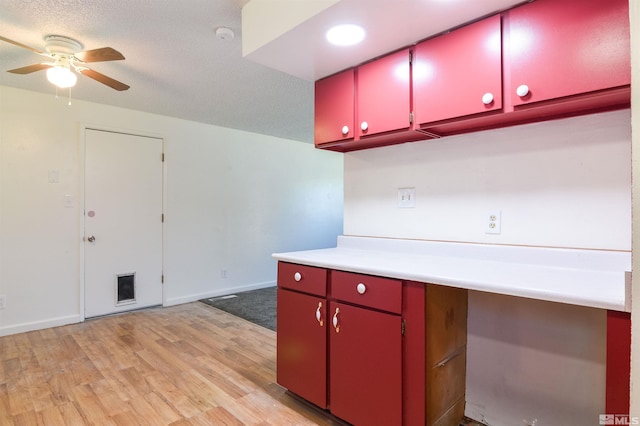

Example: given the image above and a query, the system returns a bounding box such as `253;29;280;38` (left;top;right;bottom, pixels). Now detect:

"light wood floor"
0;302;342;425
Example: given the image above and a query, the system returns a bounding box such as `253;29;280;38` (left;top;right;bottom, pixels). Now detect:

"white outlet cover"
398;188;416;208
486;210;502;234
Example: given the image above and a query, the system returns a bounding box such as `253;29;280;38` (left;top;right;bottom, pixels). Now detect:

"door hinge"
409;50;413;65
161;213;164;223
409;112;414;124
401;319;406;336
161;153;165;162
161;275;164;284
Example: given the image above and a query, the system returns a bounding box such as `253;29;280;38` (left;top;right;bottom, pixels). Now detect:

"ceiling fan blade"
8;63;52;74
74;47;125;63
0;35;48;56
79;68;129;91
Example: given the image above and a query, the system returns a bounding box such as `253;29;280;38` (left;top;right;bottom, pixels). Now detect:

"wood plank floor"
0;302;342;425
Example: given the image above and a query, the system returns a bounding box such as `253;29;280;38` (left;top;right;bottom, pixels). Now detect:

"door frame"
79;124;166;321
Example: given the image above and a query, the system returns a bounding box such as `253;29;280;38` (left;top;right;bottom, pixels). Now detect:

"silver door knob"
87;235;96;242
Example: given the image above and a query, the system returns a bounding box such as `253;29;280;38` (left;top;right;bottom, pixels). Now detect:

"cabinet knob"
356;283;366;294
360;121;369;132
516;84;530;97
481;92;494;105
341;125;349;136
294;272;302;282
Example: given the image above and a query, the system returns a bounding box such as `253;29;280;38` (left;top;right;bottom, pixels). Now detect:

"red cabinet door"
414;14;502;125
276;288;327;408
357;48;411;138
314;68;355;146
506;0;630;107
329;301;402;426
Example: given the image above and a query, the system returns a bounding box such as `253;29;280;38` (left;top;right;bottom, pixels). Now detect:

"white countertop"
273;236;632;312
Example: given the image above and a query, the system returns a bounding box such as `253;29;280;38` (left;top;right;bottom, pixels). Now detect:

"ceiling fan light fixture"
46;65;77;88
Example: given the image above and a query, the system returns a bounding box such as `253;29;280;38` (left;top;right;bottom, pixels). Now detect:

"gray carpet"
200;286;276;331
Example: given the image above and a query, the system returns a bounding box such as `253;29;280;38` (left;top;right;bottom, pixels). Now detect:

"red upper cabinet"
313;0;630;152
314;68;355;146
414;14;503;125
314;48;413;149
505;0;630;107
356;48;411;138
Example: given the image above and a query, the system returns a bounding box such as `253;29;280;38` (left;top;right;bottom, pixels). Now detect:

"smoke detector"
215;27;235;40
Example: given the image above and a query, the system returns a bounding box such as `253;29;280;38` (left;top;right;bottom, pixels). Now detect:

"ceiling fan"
0;34;129;91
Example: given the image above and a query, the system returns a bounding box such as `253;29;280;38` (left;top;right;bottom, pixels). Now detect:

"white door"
84;129;163;318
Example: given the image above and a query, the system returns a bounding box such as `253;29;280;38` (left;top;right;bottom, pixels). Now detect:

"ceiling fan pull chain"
68;87;72;106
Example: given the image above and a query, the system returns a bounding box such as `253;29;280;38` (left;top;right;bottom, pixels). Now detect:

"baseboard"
0;314;82;337
0;283;278;336
165;280;276;307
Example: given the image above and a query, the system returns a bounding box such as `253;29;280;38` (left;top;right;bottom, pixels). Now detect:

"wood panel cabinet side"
426;284;468;426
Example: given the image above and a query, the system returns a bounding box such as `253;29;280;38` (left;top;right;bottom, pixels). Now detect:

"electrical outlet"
0;295;6;310
398;187;416;208
486;210;501;234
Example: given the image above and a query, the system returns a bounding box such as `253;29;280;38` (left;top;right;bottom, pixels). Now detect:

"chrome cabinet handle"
294;272;302;282
316;302;324;327
332;307;340;333
87;235;96;242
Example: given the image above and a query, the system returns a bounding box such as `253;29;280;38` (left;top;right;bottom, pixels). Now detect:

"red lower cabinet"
277;263;468;425
276;288;327;408
606;310;631;414
329;301;403;426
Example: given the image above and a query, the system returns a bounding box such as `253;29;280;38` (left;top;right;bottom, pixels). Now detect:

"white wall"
0;85;343;336
345;110;631;250
343;110;631;424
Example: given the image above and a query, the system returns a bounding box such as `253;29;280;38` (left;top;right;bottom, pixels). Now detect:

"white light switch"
64;194;74;208
398;188;416;208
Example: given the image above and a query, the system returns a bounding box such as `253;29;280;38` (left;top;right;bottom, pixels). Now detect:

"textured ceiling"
0;0;524;144
0;0;315;142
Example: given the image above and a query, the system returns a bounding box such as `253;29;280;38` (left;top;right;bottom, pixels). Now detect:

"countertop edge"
272;243;630;312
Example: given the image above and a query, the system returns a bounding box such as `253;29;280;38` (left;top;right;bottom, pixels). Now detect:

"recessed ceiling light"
326;24;365;46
